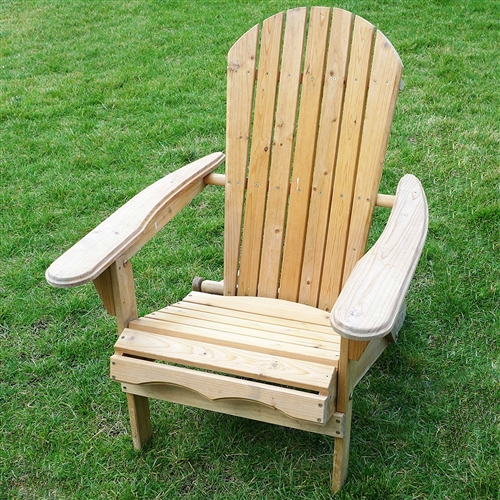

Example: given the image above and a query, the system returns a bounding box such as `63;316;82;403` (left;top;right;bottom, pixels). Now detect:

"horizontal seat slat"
114;329;335;391
145;304;339;347
165;300;336;336
149;307;336;342
183;292;332;325
130;316;339;365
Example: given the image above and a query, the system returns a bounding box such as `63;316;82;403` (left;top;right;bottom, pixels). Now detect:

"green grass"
1;0;499;498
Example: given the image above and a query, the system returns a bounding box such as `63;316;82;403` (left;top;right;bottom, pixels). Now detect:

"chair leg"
126;393;152;450
332;399;353;492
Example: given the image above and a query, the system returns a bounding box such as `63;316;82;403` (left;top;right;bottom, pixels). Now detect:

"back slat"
258;8;308;298
342;31;403;283
224;25;259;296
298;8;353;307
318;16;375;311
279;6;331;302
237;13;284;296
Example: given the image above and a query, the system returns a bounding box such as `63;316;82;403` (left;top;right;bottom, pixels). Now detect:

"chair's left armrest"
330;174;428;340
46;152;225;288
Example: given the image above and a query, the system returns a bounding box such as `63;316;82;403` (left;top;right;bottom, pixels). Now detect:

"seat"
46;7;428;492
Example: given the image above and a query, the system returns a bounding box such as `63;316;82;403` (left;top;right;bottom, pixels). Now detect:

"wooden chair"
46;7;428;491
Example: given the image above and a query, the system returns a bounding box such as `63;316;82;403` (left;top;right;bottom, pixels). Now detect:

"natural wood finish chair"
46;7;428;491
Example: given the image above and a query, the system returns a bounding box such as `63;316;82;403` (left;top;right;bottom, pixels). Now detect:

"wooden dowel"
192;277;224;295
201;280;224;295
204;173;226;186
375;193;395;208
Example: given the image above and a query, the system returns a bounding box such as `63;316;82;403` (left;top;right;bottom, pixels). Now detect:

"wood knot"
350;307;361;317
228;61;241;72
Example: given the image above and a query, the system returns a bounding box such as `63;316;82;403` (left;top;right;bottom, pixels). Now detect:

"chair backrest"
223;7;403;312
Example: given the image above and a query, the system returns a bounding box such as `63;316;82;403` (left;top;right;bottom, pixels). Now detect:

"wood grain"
110;257;138;334
299;8;353;308
112;355;331;423
224;25;259;296
115;328;335;391
318;16;375;312
184;291;332;326
92;266;115;315
46;152;225;287
279;7;331;302
238;13;284;296
342;30;404;284
330;174;428;339
258;7;307;298
120;379;345;437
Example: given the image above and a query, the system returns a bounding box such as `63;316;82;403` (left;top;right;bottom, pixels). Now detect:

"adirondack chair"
46;7;428;491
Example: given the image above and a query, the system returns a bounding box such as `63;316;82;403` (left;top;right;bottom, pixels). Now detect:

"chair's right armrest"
46;152;225;288
330;174;428;340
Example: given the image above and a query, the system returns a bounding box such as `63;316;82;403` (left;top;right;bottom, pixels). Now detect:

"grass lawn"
1;0;499;498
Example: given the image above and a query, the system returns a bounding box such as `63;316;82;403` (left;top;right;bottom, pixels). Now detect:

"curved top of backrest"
223;7;403;311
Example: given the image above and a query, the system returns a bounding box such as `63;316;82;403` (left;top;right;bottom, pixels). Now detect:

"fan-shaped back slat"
257;7;308;297
277;7;331;302
340;32;403;289
224;7;403;312
224;25;259;296
315;15;375;310
237;12;284;297
298;8;353;307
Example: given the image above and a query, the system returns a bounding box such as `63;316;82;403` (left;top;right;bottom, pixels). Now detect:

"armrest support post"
110;257;137;335
93;267;115;315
